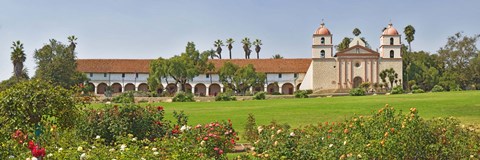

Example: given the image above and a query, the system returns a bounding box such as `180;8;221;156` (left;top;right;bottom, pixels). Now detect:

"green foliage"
431;85;445;92
251;105;480;159
215;92;237;101
112;91;135;103
33;38;88;89
271;91;281;95
253;91;266;100
243;113;258;143
335;37;352;52
172;92;195;102
226;38;235;59
219;62;266;95
214;39;224;59
241;37;252;59
350;88;366;96
404;25;416;52
253;39;262;59
352;28;361;36
294;90;309;98
380;68;399;89
0;77;27;92
391;85;404;94
412;89;425;94
271;54;283;59
360;82;371;91
0;79;79;131
10;41;28;80
305;89;313;94
149;42;213;93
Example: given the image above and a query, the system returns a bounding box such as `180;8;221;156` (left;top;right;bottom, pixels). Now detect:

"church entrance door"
353;77;363;88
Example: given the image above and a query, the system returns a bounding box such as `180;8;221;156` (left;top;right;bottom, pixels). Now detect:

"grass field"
89;91;480;138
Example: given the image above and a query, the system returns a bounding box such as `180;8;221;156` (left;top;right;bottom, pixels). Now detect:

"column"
338;59;342;89
206;85;210;96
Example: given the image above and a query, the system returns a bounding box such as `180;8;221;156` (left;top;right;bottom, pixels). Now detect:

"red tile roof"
77;58;312;74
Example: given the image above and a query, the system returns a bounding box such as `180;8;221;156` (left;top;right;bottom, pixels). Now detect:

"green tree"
203;49;217;59
353;28;361;36
149;42;212;92
379;68;399;89
219;62;265;95
404;25;416;52
226;38;235;59
218;61;239;91
10;41;28;81
335;37;352;52
33;37;87;89
241;37;252;59
253;39;262;59
437;32;479;89
214;39;224;59
272;54;283;59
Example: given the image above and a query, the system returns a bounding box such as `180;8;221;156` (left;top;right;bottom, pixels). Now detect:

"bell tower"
379;23;402;58
312;22;333;58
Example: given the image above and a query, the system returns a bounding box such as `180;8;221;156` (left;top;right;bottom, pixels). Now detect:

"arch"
86;82;95;93
389;37;394;45
111;83;122;93
156;85;164;95
253;84;264;93
138;83;149;92
209;83;221;96
97;83;107;94
184;83;192;93
320;50;325;58
124;83;135;92
267;83;279;94
320;37;325;44
166;83;178;95
296;83;302;91
390;50;394;58
353;77;363;88
194;83;207;96
281;83;294;95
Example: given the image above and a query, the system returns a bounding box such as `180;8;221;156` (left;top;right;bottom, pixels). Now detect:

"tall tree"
241;37;252;59
437;32;480;89
34;37;87;89
253;39;262;59
214;39;224;59
149;42;212;92
335;37;352;52
353;28;361;36
10;41;27;81
219;62;265;95
68;35;78;51
203;49;218;59
226;38;234;59
404;25;416;52
272;54;283;59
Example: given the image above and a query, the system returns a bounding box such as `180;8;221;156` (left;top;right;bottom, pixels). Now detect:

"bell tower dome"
312;22;333;58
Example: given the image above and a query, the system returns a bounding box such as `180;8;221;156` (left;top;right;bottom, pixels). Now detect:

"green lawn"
89;91;480;138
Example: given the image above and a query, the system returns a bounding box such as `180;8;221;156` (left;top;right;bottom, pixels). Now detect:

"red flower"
218;149;224;155
31;146;46;157
214;147;219;151
203;137;209;141
230;139;235;144
157;106;164;111
154;121;162;126
28;140;35;150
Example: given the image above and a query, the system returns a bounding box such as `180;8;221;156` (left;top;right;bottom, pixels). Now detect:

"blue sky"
1;0;479;81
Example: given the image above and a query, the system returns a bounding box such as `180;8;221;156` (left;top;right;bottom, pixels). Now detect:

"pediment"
336;45;380;57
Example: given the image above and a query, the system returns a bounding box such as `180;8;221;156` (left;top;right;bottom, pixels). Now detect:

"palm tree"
253;39;262;59
68;35;78;51
10;41;26;81
241;37;251;59
271;54;283;59
352;28;361;36
226;38;234;59
214;39;224;59
202;49;217;59
403;25;416;52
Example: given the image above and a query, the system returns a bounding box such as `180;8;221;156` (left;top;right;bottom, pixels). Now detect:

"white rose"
77;146;83;152
329;144;333;148
152;147;158;151
290;132;295;137
95;135;101;139
120;144;127;151
153;151;159;155
80;153;87;160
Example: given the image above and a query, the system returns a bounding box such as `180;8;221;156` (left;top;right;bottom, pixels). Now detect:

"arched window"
389;38;394;45
320;37;325;44
390;50;394;58
320;50;325;58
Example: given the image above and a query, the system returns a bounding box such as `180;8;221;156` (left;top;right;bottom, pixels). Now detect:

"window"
122;73;125;78
278;74;282;78
320;50;325;58
389;38;394;45
355;62;361;68
390;50;394;58
89;73;93;77
294;73;298;78
206;74;210;78
104;73;107;77
136;73;139;78
320;37;325;44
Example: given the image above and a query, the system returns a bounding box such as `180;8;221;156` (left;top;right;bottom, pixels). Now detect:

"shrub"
251;105;480;159
253;91;266;100
243;114;258;143
411;84;420;90
391;85;404;94
412;89;425;94
112;91;135;103
294;90;309;98
305;89;313;94
215;92;236;101
172;92;195;102
432;85;445;92
349;88;365;96
271;91;281;95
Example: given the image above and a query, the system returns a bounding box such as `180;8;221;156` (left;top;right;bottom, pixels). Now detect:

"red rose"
28;140;35;150
157;106;164;111
218;149;224;155
31;146;46;157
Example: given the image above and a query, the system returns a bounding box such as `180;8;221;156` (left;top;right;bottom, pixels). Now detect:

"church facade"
77;23;402;95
